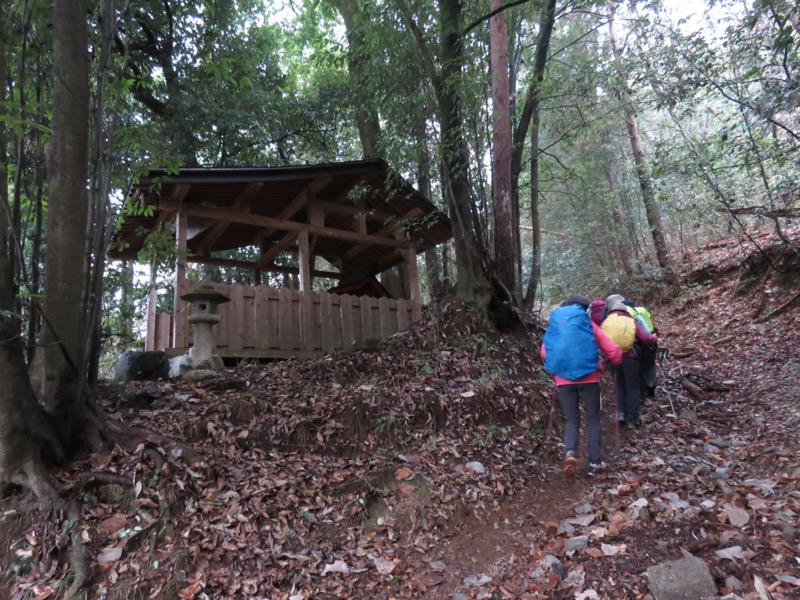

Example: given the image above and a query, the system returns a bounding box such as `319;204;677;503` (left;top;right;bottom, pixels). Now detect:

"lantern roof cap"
180;283;231;305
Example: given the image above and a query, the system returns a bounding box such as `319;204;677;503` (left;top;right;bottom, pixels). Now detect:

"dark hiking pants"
615;355;642;426
558;382;602;465
639;344;658;397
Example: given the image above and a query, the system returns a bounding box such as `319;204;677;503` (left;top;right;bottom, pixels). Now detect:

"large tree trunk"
438;0;492;306
0;7;63;495
607;2;673;278
489;0;515;294
517;0;557;309
35;0;91;448
330;0;382;158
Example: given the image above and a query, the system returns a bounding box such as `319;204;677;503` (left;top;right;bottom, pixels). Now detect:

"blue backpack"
543;304;599;381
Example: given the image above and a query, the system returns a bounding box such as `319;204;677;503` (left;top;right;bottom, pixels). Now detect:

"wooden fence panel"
150;283;425;356
320;293;333;351
228;283;244;351
278;288;302;350
341;294;354;349
308;293;322;351
154;313;172;350
397;299;409;331
214;283;230;349
331;295;343;350
360;296;374;339
378;297;393;338
242;287;255;348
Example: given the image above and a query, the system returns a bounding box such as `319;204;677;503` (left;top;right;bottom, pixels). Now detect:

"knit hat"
608;300;629;314
562;294;591;308
605;293;624;308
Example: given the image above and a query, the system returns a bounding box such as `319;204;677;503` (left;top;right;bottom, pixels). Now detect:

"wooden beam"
308;199;393;223
187;254;341;279
256;231;298;269
253;176;332;243
196;182;262;254
343;209;423;261
158;200;412;249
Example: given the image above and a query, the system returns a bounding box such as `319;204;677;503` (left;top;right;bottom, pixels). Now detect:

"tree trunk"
607;2;673;278
0;8;63;495
330;0;382;158
35;0;91;448
438;0;492;306
489;0;515;293
512;0;557;309
604;165;637;276
417;139;443;298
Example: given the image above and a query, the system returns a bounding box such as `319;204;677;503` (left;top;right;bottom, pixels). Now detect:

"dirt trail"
429;279;800;599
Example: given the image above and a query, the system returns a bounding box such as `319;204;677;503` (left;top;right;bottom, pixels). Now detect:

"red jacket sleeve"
540;343;546;362
593;322;622;366
635;321;658;345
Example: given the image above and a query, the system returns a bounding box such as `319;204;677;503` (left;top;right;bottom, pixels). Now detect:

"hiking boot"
588;462;607;476
563;452;577;476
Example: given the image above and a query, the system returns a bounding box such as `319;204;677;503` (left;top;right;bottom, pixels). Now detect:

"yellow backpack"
602;313;636;351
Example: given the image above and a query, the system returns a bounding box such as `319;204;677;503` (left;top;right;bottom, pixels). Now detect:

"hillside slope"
2;229;800;599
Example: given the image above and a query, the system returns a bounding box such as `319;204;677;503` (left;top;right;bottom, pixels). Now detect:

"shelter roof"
109;159;452;278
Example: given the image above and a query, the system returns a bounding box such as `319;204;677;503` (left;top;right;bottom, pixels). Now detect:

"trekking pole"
657;347;677;417
545;389;557;443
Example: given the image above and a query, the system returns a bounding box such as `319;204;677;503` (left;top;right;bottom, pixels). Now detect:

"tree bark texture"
330;0;382;158
0;12;63;493
437;0;492;306
519;0;557;309
489;0;515;293
607;2;673;276
38;0;91;446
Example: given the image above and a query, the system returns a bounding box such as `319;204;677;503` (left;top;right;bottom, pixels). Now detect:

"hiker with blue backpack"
601;295;659;430
541;294;622;476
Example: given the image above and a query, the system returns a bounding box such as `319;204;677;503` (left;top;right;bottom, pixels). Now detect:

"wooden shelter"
109;159;452;359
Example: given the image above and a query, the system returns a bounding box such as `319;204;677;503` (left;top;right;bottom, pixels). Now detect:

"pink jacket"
540;322;622;387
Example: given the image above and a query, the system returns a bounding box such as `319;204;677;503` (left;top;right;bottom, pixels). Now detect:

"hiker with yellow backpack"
601;295;659;429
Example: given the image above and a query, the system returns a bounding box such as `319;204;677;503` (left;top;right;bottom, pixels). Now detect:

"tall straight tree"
396;0;492;307
511;0;557;308
35;0;91;445
489;0;514;294
607;1;673;278
0;1;65;498
328;0;382;158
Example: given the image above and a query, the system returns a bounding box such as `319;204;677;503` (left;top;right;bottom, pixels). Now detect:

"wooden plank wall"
153;283;415;354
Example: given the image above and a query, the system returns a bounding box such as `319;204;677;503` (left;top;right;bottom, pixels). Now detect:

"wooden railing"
146;282;418;357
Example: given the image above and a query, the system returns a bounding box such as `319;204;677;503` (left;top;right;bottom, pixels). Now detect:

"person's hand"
653;326;660;335
652;335;659;344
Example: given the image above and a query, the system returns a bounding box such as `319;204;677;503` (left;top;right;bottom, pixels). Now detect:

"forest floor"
2;229;800;600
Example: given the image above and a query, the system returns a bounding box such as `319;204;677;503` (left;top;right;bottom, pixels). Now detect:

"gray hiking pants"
558;382;602;465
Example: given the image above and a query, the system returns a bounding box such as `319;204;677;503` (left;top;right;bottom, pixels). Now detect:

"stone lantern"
176;283;231;374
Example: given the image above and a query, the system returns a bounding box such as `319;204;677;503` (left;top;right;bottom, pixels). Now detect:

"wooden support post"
298;230;312;350
174;209;188;349
405;248;421;322
146;286;157;351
